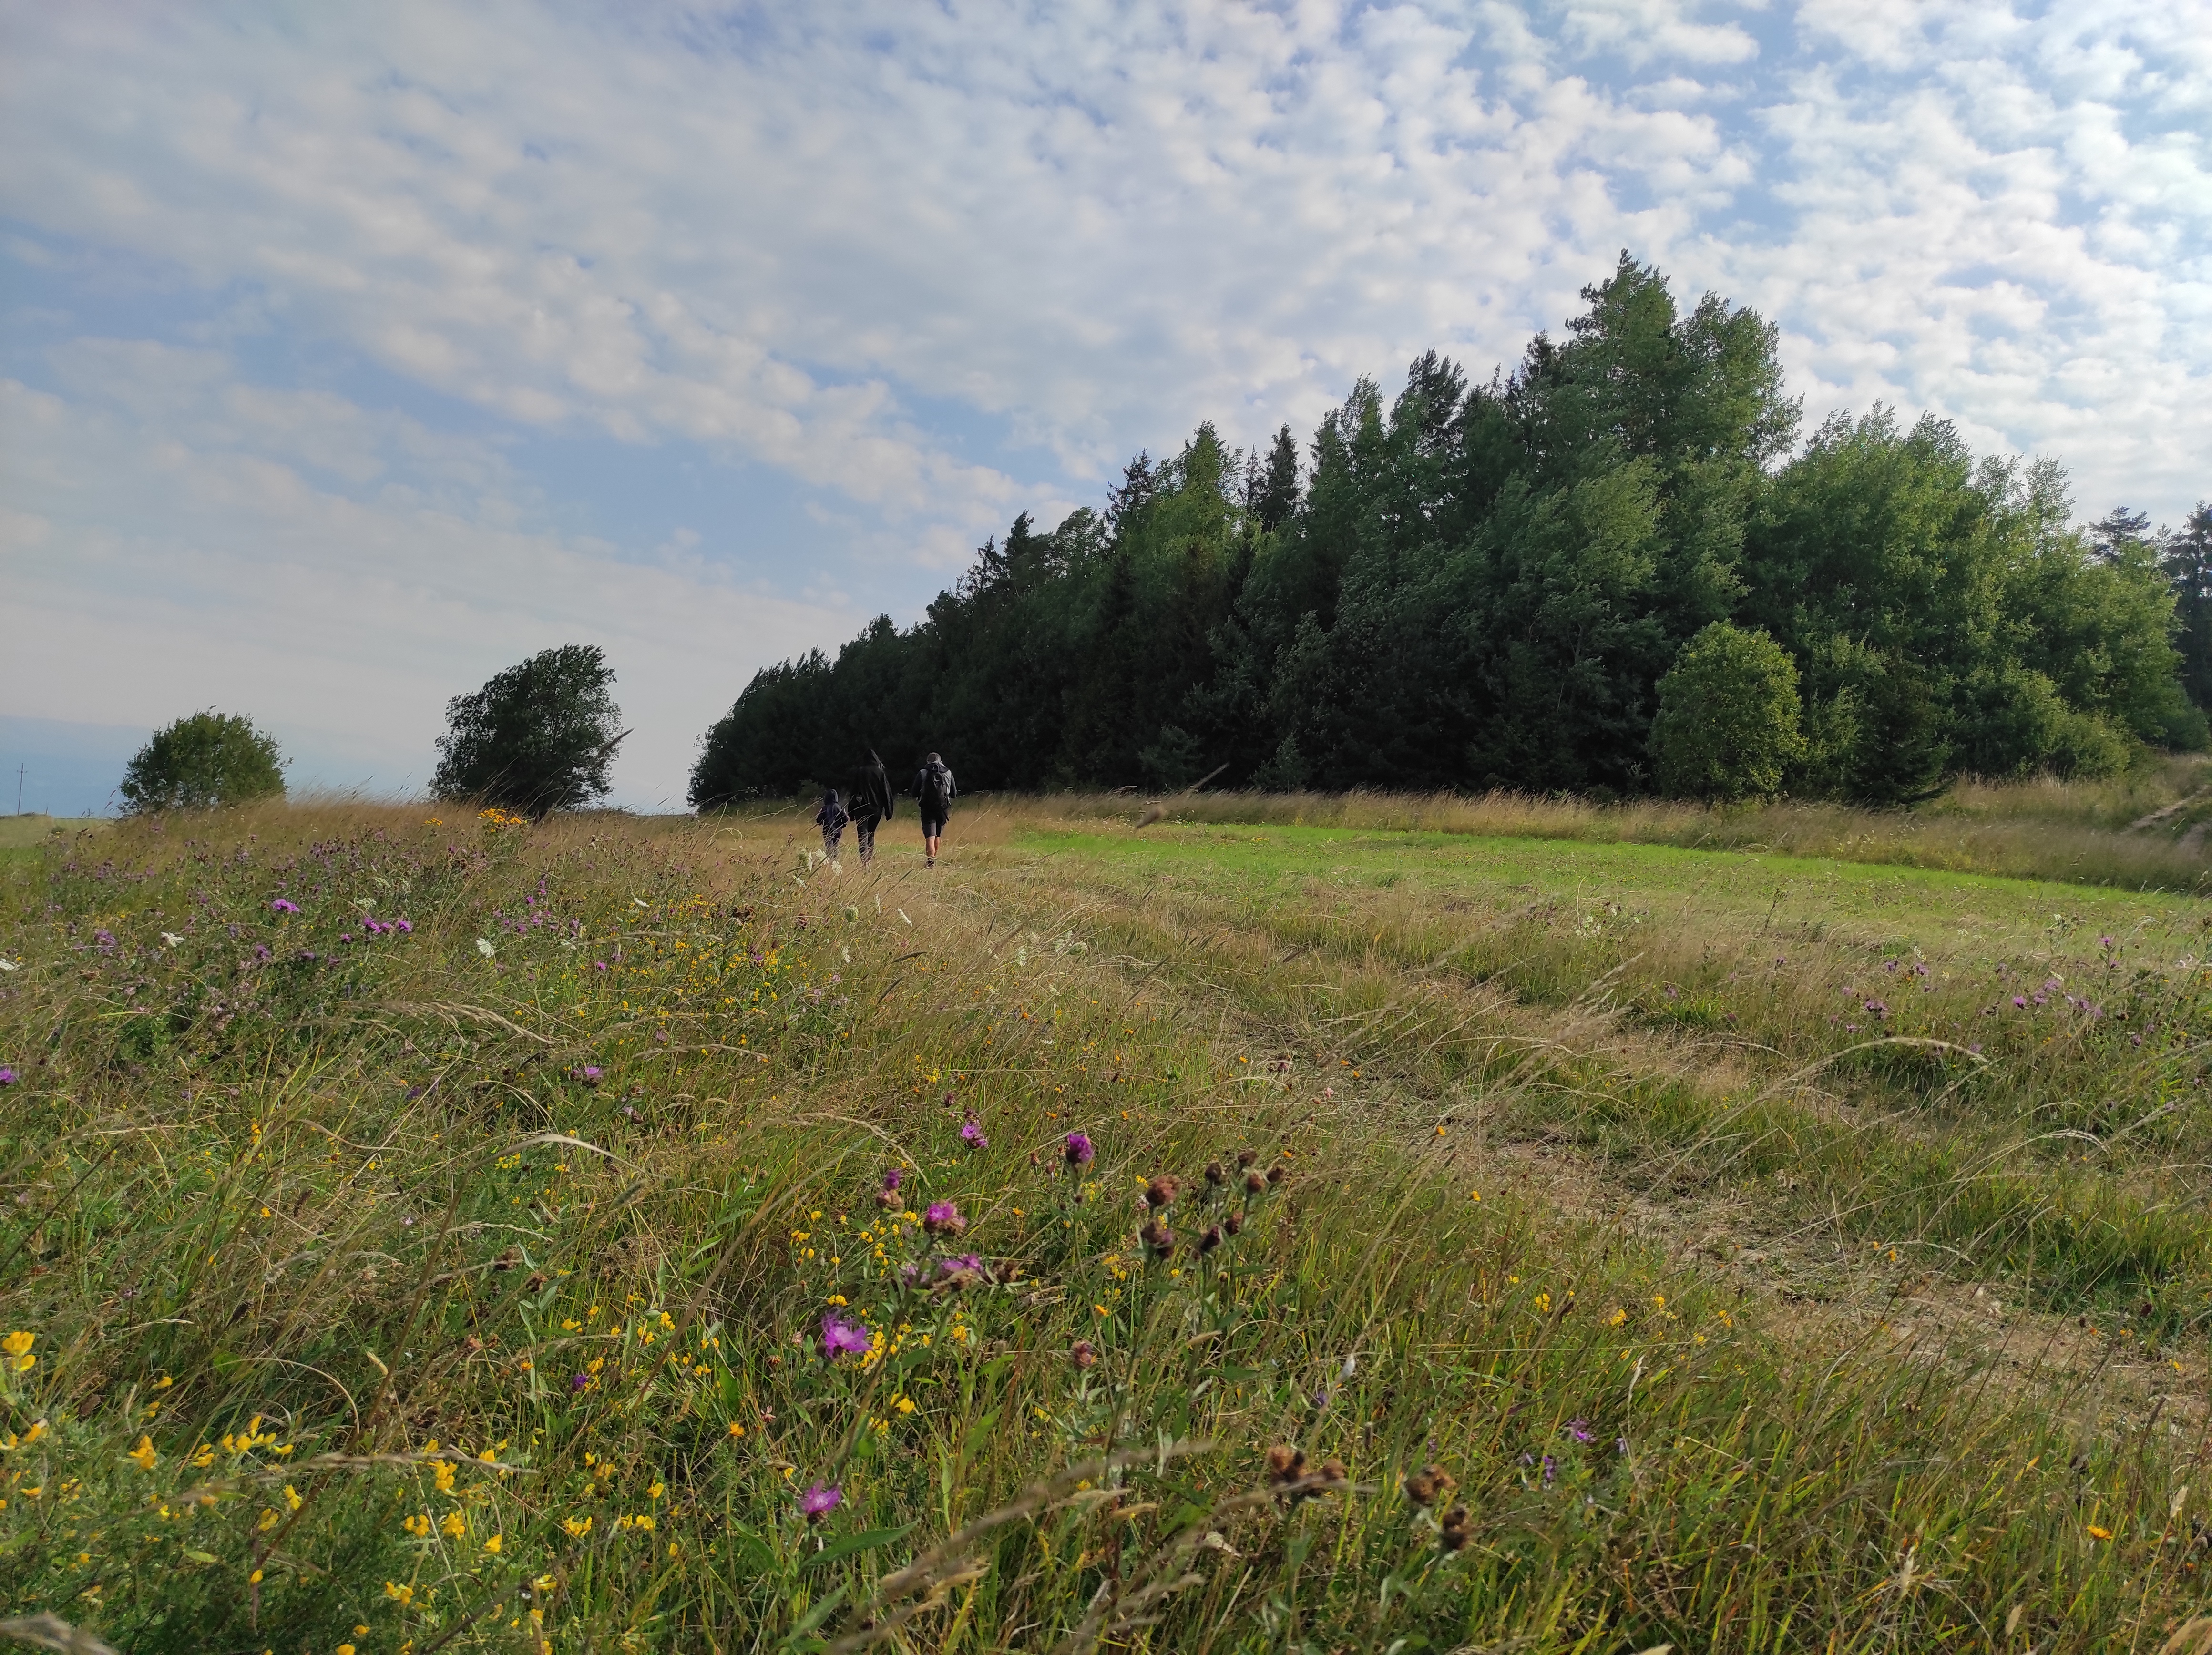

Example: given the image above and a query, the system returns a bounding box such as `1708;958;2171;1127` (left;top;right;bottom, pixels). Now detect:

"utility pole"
13;765;22;817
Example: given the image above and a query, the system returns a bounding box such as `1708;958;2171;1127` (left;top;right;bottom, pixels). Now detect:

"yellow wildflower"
482;1534;502;1554
127;1436;158;1472
2;1331;34;1373
403;1514;431;1537
440;1511;467;1539
562;1515;592;1537
433;1460;455;1492
285;1484;303;1511
384;1581;414;1605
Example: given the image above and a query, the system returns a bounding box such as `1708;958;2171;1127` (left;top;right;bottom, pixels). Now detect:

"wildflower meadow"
0;791;2208;1652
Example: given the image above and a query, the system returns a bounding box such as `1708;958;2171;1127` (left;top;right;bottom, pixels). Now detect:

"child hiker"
814;787;849;867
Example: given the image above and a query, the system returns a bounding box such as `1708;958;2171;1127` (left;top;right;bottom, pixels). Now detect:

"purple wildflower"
799;1482;841;1520
1567;1419;1593;1443
393;918;413;934
0;1068;15;1086
938;1253;983;1275
2013;996;2027;1009
271;899;299;914
959;1115;987;1148
1065;1131;1094;1166
569;1372;591;1392
882;1167;903;1192
579;1066;603;1085
594;960;608;971
923;1200;964;1236
1540;1455;1557;1486
2100;935;2115;950
1863;999;1887;1019
821;1313;872;1359
94;929;115;951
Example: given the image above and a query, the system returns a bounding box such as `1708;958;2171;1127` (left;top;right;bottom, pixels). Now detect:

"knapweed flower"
1198;1225;1224;1254
0;1068;14;1086
578;1066;603;1085
569;1372;591;1392
1064;1131;1094;1166
1140;1218;1174;1256
938;1253;983;1276
1071;1339;1098;1370
1143;1175;1178;1209
923;1201;964;1236
821;1313;872;1359
270;900;299;914
1204;1161;1227;1186
799;1481;841;1521
1439;1504;1472;1550
959;1114;987;1148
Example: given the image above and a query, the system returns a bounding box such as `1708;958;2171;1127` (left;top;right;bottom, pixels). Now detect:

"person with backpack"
849;750;894;865
813;786;848;867
913;751;955;867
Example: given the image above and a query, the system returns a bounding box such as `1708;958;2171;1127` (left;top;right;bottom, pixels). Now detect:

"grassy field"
1;793;2209;1653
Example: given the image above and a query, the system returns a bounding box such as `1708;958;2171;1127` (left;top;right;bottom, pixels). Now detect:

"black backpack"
918;762;952;814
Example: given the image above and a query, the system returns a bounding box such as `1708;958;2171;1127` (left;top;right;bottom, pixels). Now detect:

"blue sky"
3;0;2207;809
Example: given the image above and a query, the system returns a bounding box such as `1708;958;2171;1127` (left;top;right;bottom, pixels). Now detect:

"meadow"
1;784;2209;1653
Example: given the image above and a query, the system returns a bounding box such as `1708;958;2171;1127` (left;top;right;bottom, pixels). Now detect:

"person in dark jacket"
914;751;955;867
813;787;848;866
849;750;894;865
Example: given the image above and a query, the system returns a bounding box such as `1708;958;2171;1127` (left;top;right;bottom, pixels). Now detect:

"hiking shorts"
920;814;947;838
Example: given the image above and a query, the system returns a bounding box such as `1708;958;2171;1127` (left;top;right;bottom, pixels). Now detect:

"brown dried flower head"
1140;1218;1175;1255
1143;1175;1179;1209
1439;1505;1473;1551
1404;1465;1458;1507
1265;1445;1305;1484
1204;1161;1227;1186
1198;1224;1224;1254
1266;1165;1286;1187
1224;1210;1243;1237
1070;1339;1098;1370
1244;1171;1268;1195
1236;1147;1259;1168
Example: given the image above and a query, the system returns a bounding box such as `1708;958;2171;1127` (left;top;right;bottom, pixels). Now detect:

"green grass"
1;800;2208;1653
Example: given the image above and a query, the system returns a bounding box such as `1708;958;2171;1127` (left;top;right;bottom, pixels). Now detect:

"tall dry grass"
0;801;2205;1651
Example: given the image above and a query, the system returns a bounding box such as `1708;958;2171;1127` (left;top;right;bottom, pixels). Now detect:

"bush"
432;644;628;817
1649;622;1806;801
117;711;287;814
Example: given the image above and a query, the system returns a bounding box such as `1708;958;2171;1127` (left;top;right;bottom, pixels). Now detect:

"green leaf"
804;1522;915;1571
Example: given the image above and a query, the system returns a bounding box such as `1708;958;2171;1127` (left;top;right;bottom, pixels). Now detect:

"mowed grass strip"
0;803;2206;1653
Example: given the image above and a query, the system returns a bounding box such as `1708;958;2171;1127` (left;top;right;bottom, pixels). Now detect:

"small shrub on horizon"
117;710;287;814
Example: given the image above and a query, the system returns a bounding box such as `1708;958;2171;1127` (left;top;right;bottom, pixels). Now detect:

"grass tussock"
1;801;2208;1652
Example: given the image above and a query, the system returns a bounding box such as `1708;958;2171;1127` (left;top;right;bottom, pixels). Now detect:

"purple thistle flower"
960;1115;987;1148
271;899;299;914
393;918;413;934
579;1066;603;1085
1863;999;1887;1019
2012;996;2027;1009
882;1166;903;1192
594;960;608;971
569;1372;591;1392
939;1253;983;1275
0;1068;15;1086
923;1200;964;1235
799;1481;841;1519
1065;1131;1094;1166
821;1313;872;1359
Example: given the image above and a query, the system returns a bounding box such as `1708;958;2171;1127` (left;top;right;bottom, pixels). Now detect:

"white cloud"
0;367;860;807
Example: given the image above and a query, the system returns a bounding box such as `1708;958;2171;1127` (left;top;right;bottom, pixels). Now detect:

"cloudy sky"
2;1;2207;811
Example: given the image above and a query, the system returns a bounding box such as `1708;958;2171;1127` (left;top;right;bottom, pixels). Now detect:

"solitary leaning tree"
432;644;629;819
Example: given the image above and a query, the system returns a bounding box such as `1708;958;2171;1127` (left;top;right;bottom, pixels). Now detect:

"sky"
2;0;2207;813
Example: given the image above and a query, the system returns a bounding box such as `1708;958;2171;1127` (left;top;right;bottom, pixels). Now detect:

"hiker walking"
849;749;894;865
814;786;848;867
914;751;955;867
